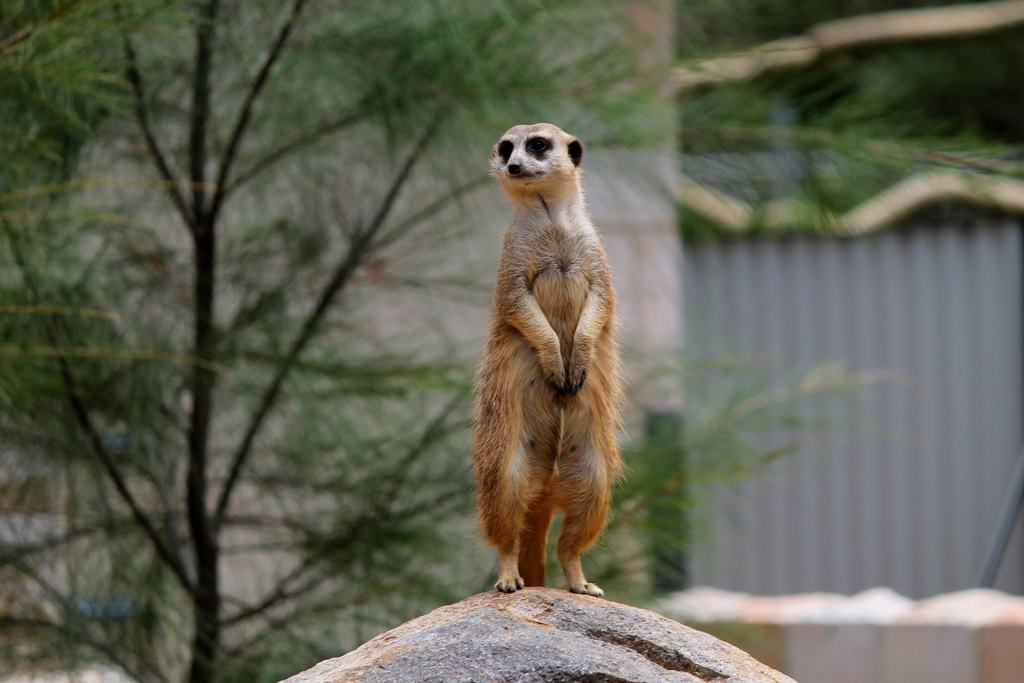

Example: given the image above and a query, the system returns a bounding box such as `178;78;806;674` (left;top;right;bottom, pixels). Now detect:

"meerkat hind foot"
569;582;604;597
495;575;525;593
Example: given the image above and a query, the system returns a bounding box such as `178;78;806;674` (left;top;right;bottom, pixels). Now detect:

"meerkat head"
491;123;583;201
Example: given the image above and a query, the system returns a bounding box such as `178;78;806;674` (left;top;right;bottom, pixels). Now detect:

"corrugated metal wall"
684;220;1024;598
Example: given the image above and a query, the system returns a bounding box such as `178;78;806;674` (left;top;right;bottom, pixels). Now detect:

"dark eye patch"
526;137;549;156
497;140;513;162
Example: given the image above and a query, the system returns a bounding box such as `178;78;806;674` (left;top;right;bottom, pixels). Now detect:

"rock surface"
283;587;793;682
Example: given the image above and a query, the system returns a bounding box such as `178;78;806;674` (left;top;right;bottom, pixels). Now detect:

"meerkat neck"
510;182;588;230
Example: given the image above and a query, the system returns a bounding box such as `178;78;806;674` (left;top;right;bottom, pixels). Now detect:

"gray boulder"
283;587;794;682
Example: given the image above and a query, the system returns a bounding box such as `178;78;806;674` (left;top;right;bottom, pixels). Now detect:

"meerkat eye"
497;140;513;162
526;138;548;155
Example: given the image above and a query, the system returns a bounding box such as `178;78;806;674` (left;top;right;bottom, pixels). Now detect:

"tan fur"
473;123;623;597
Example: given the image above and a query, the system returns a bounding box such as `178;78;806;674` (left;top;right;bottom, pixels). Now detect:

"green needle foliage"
0;1;657;681
584;355;869;603
677;0;1024;236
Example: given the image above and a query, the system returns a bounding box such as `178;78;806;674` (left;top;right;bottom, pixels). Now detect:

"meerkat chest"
527;227;592;326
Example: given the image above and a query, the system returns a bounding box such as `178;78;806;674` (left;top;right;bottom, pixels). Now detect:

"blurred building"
670;0;1024;601
682;202;1024;598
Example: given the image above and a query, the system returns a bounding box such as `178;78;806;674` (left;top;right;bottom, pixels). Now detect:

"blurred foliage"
677;0;1024;236
585;356;868;602
0;1;124;190
0;0;877;680
0;1;660;681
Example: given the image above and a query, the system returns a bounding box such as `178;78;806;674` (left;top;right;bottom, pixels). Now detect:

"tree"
0;1;650;680
672;0;1024;236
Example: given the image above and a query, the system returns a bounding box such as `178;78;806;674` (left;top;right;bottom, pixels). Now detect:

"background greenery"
0;0;924;680
677;0;1024;237
0;1;663;681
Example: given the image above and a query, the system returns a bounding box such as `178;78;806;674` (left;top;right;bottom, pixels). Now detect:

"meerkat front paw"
563;344;590;396
569;582;604;597
564;365;587;396
540;357;567;393
495;574;525;593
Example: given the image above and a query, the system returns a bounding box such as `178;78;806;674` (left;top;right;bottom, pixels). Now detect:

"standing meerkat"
473;122;623;597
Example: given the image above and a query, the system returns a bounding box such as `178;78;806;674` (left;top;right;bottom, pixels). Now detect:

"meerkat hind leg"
495;542;524;592
495;436;552;593
476;398;527;593
493;441;530;593
518;498;554;586
558;506;607;597
555;421;610;597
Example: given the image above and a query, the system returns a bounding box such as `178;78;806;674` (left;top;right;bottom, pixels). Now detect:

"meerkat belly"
532;260;588;356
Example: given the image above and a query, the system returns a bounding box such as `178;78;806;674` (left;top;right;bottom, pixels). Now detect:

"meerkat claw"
555;372;585;398
566;368;587;395
543;368;565;393
570;582;604;597
495;576;524;593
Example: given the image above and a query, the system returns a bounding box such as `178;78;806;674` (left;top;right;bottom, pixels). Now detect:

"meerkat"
473;123;623;597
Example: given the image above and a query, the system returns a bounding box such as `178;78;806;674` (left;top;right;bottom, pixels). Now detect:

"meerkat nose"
508;163;521;175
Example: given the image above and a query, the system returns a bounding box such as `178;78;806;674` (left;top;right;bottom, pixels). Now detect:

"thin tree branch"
221;592;367;661
375;395;465;499
121;34;192;228
0;616;157;682
222;111;364;197
208;0;308;220
0;0;87;53
0;26;33;52
57;360;196;592
213;119;440;525
376;175;489;249
221;513;312;530
218;397;463;627
0;519;133;564
219;566;325;627
671;0;1024;93
0;220;195;593
220;488;463;628
218;511;376;628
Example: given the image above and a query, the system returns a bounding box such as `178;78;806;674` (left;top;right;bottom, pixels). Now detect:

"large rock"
284;587;793;682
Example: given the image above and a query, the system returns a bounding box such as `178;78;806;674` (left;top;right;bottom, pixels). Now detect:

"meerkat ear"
567;139;583;167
